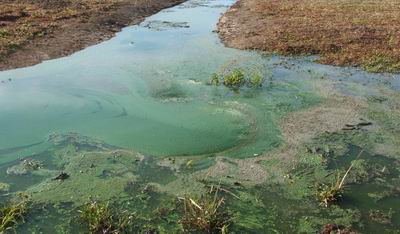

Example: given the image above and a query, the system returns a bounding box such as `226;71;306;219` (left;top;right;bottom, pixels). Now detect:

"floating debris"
141;20;189;31
53;172;70;181
342;121;372;131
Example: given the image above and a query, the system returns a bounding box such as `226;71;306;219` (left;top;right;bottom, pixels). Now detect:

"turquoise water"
0;0;323;160
0;0;253;158
1;0;397;161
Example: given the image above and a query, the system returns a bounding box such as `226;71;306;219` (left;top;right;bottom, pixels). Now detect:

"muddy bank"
217;0;400;73
0;0;185;71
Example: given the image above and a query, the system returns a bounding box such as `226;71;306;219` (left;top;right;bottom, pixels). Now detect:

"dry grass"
0;0;118;57
218;0;400;73
0;0;186;70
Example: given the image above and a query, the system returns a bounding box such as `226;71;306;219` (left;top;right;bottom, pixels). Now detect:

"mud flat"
0;0;185;70
217;0;400;73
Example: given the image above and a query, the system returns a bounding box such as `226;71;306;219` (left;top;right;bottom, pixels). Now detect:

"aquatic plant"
210;73;220;86
135;184;154;202
78;201;134;234
210;68;266;90
320;223;356;234
223;68;246;88
368;209;393;224
0;194;30;232
179;186;231;233
317;162;357;207
249;72;264;87
186;160;193;169
0;182;10;193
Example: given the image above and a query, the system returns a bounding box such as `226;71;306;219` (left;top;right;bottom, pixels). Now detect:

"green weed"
78;201;134;234
317;157;358;207
179;186;232;233
0;194;30;233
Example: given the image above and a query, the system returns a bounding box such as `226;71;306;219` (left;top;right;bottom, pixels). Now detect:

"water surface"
0;0;400;233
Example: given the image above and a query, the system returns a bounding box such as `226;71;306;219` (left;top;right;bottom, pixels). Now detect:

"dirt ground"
218;0;400;73
0;0;184;70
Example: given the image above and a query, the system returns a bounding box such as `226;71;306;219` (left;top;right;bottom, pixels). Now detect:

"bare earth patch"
0;0;184;70
218;0;400;73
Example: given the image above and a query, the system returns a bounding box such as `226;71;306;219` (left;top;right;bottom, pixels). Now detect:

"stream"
0;0;399;233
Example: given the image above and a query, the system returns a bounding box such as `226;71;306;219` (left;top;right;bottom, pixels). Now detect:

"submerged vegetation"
0;194;29;233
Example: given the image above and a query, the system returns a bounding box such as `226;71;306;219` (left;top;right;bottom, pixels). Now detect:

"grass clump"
316;182;344;208
361;54;400;73
0;183;10;193
179;187;232;234
249;72;264;87
223;68;246;88
210;68;266;90
317;161;356;207
0;194;30;233
78;201;134;234
210;73;220;86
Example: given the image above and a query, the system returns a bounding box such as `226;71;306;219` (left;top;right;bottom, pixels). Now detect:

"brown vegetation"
179;186;231;233
218;0;400;73
0;0;184;70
